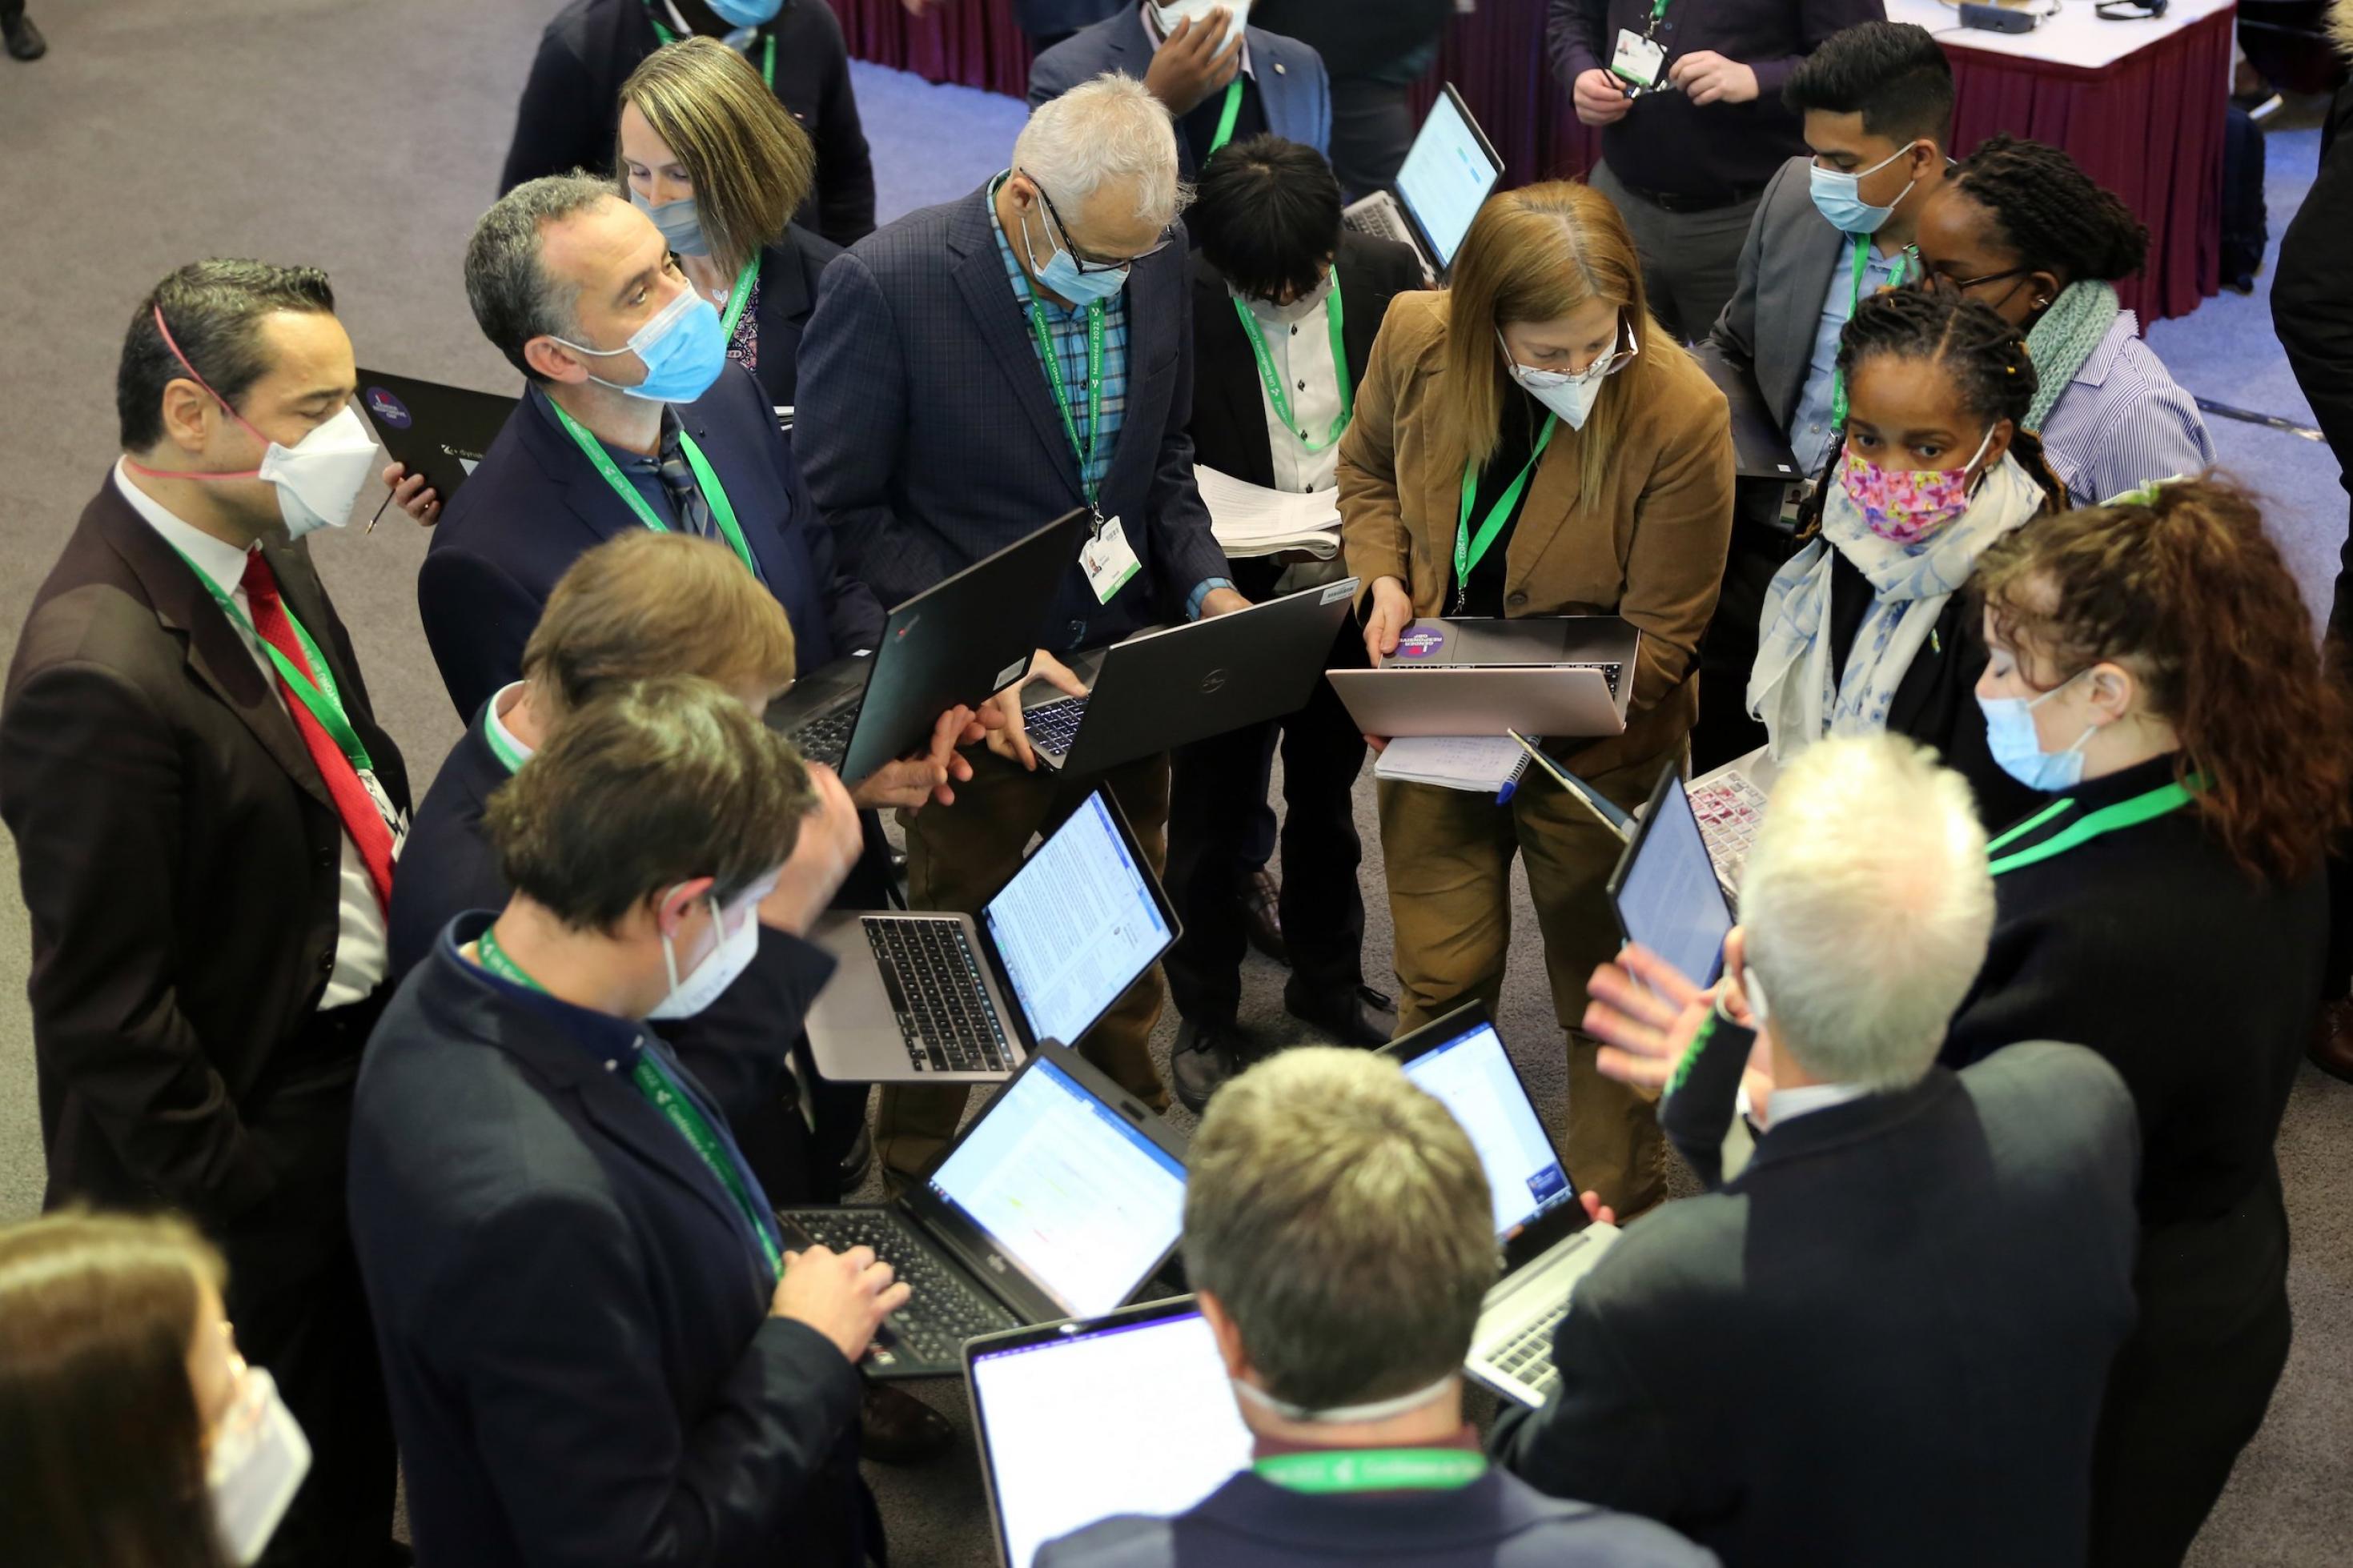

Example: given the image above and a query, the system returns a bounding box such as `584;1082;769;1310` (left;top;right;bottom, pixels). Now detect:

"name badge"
1611;29;1666;90
357;766;409;859
1081;515;1141;605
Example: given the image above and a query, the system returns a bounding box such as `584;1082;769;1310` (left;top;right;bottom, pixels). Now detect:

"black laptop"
355;368;518;503
1688;343;1802;483
1607;761;1740;988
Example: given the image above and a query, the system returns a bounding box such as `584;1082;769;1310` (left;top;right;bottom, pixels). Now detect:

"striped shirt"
2037;313;2215;507
989;173;1129;507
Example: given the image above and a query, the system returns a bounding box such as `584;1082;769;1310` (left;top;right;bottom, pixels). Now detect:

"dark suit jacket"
1013;0;1123;39
418;364;884;720
796;183;1230;652
0;476;411;1224
498;0;875;246
349;916;871;1565
1496;1044;2142;1567
749;225;841;407
1188;231;1422;487
1709;154;1842;437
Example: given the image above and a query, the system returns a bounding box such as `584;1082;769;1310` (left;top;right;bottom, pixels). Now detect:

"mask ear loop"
125;304;273;481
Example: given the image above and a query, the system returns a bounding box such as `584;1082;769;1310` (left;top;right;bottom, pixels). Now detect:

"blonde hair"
617;37;818;277
1439;181;1684;502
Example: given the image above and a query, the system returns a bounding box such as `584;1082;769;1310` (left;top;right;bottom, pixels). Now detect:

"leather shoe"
861;1381;954;1465
1283;981;1396;1048
837;1124;873;1191
2311;997;2353;1085
1172;1017;1255;1113
2;13;44;60
1241;868;1288;965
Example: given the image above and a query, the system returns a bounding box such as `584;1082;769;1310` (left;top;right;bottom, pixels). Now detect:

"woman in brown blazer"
1339;181;1734;1217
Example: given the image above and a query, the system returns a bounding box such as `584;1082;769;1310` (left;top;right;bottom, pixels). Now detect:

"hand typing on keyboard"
983;648;1089;772
772;1241;913;1365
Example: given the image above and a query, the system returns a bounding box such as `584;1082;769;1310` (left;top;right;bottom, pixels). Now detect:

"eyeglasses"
1502;315;1640;380
1949;265;2032;295
1024;170;1178;274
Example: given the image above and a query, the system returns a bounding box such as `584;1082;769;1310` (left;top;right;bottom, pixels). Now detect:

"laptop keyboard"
1022;696;1090;755
1688;769;1771;890
863;916;1011;1074
1345;199;1410;247
787;706;857;770
781;1208;1019;1366
1487;1305;1568;1402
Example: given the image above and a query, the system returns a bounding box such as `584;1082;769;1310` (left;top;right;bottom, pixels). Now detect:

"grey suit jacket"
1707;154;1845;435
794;184;1227;652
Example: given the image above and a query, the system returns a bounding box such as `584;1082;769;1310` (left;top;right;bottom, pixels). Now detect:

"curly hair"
1973;477;2353;884
1946;135;2148;285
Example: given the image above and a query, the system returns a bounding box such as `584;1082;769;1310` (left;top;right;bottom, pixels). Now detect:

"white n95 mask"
647;892;761;1020
1154;0;1250;48
206;1365;313;1565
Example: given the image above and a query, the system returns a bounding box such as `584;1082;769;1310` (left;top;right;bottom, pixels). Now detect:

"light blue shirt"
1791;239;1912;478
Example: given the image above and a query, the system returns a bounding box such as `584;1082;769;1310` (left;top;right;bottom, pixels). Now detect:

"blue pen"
1496;780;1517;806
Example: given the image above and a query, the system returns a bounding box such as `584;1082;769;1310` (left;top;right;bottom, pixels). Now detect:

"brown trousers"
1375;749;1675;1217
874;749;1173;1178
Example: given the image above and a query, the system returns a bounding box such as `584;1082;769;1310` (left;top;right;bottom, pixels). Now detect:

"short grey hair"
1014;73;1189;227
464;172;615;383
1183;1048;1496;1413
1740;736;1994;1092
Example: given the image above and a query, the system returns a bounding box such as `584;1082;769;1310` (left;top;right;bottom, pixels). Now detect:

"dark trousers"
1692;510;1795;772
1329;77;1417;202
2325;502;2353;998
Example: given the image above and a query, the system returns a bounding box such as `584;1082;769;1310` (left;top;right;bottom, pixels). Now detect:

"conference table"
825;0;2236;320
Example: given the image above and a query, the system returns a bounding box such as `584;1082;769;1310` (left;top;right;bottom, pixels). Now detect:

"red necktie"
239;553;396;910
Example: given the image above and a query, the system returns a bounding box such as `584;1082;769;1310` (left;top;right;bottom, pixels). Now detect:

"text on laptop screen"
1396;91;1500;268
929;1056;1187;1316
973;1309;1251;1568
1622;776;1734;989
1399;1023;1574;1236
986;792;1169;1048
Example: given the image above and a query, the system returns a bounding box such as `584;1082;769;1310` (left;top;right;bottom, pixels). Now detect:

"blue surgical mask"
1022;201;1129;307
630;189;709;257
705;0;783;26
1807;141;1922;236
549;287;729;404
1978;670;2098;792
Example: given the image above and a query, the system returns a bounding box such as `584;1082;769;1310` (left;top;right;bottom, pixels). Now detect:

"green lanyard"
1452;412;1558;613
1254;1448;1487;1494
1207;77;1245;157
646;6;775;87
164;543;375;775
1028;296;1108;515
719;253;760;340
483;696;530;776
476;924;784;1279
1986;777;2202;877
1232;268;1351;453
1829;237;1909;430
544;399;760;575
1643;0;1672;34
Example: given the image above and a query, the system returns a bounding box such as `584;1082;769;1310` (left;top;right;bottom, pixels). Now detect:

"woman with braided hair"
1749;287;2062;827
1913;134;2214;505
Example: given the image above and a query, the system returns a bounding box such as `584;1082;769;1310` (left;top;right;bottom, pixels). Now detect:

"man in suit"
1165;136;1420;1108
351;675;906;1566
1;261;408;1564
1696;20;1954;768
1029;4;1331;182
797;74;1243;1179
1496;735;2142;1566
499;0;876;247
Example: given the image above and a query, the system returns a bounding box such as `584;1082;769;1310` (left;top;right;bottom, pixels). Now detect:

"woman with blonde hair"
1339;179;1734;1217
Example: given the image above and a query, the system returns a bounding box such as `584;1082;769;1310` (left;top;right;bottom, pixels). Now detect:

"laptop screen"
972;1306;1251;1568
928;1056;1188;1316
1397;1021;1575;1237
1619;774;1734;988
1396;90;1500;269
986;792;1170;1048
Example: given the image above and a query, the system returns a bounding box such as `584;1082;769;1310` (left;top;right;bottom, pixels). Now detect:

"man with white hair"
797;74;1242;1181
1496;735;2143;1566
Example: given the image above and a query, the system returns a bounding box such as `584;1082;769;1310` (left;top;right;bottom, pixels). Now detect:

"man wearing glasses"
796;74;1241;1183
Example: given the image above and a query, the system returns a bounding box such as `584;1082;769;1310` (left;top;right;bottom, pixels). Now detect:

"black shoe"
861;1381;955;1465
2;13;43;59
1171;1017;1252;1113
837;1124;873;1190
1241;868;1288;965
1283;981;1396;1048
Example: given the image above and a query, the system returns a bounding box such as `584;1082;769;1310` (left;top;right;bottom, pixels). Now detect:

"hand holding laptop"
984;648;1089;772
1359;576;1415;751
771;1242;912;1365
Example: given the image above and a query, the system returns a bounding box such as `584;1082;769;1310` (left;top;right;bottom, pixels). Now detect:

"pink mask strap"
123;304;267;481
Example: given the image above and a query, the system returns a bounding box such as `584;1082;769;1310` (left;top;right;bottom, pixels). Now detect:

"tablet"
1607;763;1737;988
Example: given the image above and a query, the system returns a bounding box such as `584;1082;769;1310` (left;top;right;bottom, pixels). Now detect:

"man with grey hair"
797;73;1243;1181
1038;1046;1714;1567
1496;735;2143;1566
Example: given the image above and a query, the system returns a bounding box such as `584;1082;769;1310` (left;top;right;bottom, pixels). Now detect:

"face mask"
1232;1366;1456;1425
549;285;729;404
630;188;710;257
1837;426;1995;546
1496;323;1632;432
1979;670;2098;792
646;891;761;1020
205;1366;312;1566
1808;141;1922;235
1153;0;1250;49
1742;966;1771;1028
1238;266;1333;326
1021;197;1130;307
705;0;783;25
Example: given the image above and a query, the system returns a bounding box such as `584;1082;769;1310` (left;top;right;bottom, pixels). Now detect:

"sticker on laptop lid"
1319;579;1358;605
362;387;411;429
1395;627;1448;659
994;658;1027;690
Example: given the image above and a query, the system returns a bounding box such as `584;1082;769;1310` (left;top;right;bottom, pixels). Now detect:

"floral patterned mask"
1838;426;1998;546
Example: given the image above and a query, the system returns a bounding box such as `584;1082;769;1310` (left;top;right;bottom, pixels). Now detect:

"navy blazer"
419;363;884;720
795;184;1230;652
749;226;841;407
1027;11;1331;178
349;916;873;1564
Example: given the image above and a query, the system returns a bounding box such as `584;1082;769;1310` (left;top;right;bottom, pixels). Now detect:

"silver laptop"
1341;82;1504;280
1327;616;1638;740
804;789;1179;1084
1383;1001;1621;1407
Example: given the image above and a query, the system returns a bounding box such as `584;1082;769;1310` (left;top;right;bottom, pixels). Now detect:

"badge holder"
1609;29;1668;98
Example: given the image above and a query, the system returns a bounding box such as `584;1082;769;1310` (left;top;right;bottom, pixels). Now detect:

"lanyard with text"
475;924;785;1278
1207;77;1246;157
1029;295;1108;516
1452;412;1559;613
1985;776;2202;876
720;254;760;340
1829;236;1910;430
165;544;376;776
1254;1449;1488;1494
646;6;776;87
483;701;530;776
1232;268;1351;453
546;399;761;574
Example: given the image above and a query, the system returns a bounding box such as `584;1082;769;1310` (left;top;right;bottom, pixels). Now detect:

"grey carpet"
0;5;2347;1563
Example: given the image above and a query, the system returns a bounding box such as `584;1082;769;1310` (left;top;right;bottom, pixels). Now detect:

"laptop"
1382;1002;1620;1406
1017;579;1359;775
779;1044;1191;1380
1326;616;1638;740
1343;82;1505;280
804;788;1179;1084
1608;763;1740;989
1512;736;1777;895
765;510;1088;777
354;368;517;503
1689;342;1803;483
967;1297;1252;1568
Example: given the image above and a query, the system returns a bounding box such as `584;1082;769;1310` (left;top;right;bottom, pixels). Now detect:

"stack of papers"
1195;465;1342;559
1373;735;1531;793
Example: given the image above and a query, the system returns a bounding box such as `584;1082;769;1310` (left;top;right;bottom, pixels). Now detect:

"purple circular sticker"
1395;628;1446;659
363;387;412;430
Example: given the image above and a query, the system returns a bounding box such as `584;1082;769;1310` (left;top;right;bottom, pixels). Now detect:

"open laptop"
967;1296;1252;1568
804;788;1179;1084
1018;579;1358;775
354;368;517;503
765;510;1088;778
780;1044;1190;1380
1382;1002;1620;1407
1343;83;1505;280
1688;342;1803;483
1512;736;1777;893
1608;763;1740;989
1327;616;1638;740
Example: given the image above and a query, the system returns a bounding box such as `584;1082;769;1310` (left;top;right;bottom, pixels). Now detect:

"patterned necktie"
653;429;715;541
